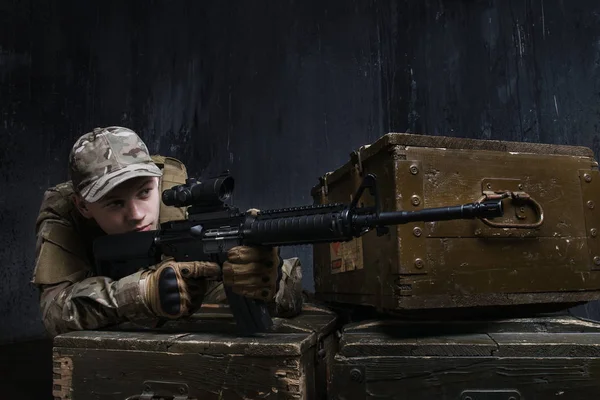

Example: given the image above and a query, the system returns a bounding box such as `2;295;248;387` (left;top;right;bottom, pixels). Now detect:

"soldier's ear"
72;194;93;219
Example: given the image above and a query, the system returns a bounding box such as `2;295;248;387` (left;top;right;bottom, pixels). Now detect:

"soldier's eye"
102;199;123;208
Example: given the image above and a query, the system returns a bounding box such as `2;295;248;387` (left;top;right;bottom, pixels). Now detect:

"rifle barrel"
353;200;503;228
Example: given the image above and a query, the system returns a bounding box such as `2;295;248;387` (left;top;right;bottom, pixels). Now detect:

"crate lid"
311;132;596;196
378;132;594;157
337;315;600;358
53;304;338;357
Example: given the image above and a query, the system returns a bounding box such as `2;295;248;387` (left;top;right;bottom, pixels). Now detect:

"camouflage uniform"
32;126;303;338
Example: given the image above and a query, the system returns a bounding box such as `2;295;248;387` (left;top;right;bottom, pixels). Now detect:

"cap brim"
80;163;163;203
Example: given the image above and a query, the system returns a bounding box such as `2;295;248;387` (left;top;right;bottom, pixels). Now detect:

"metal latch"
126;381;192;400
319;171;332;197
350;144;371;175
460;389;521;400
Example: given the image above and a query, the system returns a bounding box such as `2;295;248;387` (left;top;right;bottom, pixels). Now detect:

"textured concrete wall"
1;0;600;343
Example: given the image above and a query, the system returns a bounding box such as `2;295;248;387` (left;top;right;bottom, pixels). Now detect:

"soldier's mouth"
133;224;152;232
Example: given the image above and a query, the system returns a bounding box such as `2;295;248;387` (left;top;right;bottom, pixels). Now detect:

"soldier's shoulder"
41;180;76;209
33;181;93;286
36;181;78;228
44;180;75;196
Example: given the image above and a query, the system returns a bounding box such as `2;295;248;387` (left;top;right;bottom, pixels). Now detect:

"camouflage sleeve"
32;186;155;337
38;271;155;337
273;257;304;318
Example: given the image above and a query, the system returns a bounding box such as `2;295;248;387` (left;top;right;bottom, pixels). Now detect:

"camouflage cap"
69;126;162;203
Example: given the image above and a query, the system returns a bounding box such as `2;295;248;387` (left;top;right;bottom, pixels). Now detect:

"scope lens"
162;189;177;206
217;176;234;201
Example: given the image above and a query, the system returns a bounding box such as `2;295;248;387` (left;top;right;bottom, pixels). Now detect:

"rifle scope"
162;174;234;208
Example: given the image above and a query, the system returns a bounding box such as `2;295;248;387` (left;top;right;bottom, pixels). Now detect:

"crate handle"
125;380;193;400
477;190;544;229
125;396;192;400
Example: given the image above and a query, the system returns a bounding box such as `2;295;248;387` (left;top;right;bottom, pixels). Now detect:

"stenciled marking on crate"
330;239;364;274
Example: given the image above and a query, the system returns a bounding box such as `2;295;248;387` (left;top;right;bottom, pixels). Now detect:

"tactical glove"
221;208;280;301
140;258;221;319
222;245;280;301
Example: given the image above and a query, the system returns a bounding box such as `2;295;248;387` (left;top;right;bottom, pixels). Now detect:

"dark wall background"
2;0;600;344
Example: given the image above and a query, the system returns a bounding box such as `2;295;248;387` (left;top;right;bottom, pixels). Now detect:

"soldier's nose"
126;201;145;221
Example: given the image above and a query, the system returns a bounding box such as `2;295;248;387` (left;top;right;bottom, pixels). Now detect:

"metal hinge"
126;381;192;400
316;339;327;365
394;276;413;297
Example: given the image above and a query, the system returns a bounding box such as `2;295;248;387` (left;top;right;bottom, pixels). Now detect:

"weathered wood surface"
331;316;600;399
333;357;600;399
53;304;339;400
55;347;312;399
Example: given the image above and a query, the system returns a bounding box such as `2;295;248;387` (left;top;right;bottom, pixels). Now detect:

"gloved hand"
221;208;280;301
222;245;280;301
140;258;221;319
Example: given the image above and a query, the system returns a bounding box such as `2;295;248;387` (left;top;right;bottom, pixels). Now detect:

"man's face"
76;176;161;235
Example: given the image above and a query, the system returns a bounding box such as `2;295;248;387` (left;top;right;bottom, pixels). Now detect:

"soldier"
32;126;303;337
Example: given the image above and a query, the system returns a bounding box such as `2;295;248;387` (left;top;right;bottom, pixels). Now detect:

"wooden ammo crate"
312;132;600;313
52;304;339;400
330;314;600;399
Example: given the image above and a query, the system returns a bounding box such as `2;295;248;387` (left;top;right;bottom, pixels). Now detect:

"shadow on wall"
0;338;53;400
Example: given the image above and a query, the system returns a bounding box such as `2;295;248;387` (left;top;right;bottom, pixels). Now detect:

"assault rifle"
93;172;503;336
